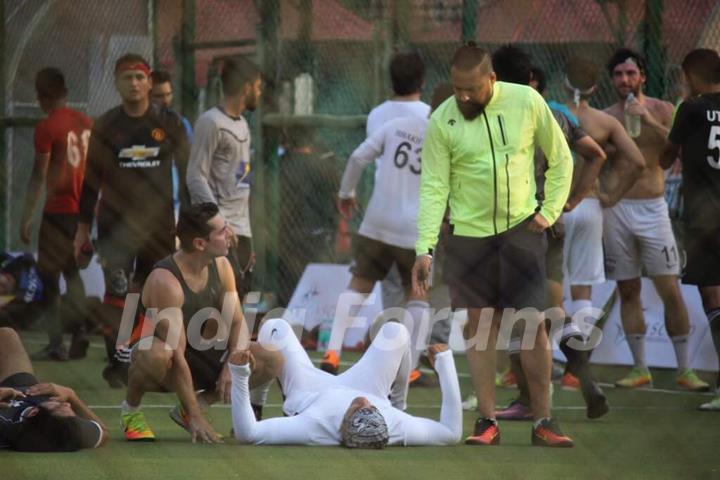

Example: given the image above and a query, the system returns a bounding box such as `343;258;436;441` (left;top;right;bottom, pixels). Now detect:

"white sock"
121;400;140;413
508;337;522;356
405;300;431;370
327;289;368;353
533;417;551;429
626;334;647;370
671;334;689;371
569;299;594;334
250;380;272;406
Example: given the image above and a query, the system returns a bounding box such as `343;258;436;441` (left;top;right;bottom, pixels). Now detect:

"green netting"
2;0;720;305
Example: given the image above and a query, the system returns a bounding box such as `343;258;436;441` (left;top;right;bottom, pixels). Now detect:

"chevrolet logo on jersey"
118;145;161;168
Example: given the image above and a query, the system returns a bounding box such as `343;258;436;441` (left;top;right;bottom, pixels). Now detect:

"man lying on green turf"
119;203;283;443
229;318;462;447
0;327;108;451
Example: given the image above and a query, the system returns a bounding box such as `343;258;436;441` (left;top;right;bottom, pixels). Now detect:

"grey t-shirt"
187;107;252;237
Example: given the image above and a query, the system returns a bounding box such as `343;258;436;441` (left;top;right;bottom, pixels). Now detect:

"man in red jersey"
20;68;93;361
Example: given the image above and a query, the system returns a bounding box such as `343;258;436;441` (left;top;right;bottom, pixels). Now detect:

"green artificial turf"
3;333;719;480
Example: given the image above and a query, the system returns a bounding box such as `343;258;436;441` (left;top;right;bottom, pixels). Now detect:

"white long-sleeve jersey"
230;350;462;447
339;116;428;249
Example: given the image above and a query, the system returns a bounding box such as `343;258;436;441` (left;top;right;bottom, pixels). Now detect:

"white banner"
556;279;719;371
285;264;383;350
288;264;718;370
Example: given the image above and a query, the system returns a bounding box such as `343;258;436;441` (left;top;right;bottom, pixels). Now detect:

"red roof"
158;0;373;85
411;0;714;59
157;0;716;86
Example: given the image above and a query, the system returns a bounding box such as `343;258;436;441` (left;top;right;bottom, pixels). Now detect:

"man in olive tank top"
119;203;282;443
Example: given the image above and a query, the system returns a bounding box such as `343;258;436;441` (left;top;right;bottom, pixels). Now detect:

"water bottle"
624;92;641;138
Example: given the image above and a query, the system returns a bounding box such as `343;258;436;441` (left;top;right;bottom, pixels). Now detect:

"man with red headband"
74;53;190;387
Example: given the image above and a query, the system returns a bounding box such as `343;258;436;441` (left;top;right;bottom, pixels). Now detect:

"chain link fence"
2;0;720;306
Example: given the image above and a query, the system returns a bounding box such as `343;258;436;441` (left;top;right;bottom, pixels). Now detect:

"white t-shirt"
186;107;252;237
229;350;461;446
339;116;428;249
366;100;430;136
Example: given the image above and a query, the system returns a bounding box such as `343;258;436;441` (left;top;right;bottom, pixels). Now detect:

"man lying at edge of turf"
0;327;108;451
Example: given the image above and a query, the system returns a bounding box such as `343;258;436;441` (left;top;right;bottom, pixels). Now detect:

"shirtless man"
602;49;708;390
558;56;645;360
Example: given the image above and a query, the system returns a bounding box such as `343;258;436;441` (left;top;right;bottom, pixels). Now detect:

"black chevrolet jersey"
669;93;720;229
79;103;189;233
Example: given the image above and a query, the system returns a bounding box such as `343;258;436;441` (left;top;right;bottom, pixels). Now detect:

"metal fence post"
181;0;197;123
0;0;6;250
462;0;478;43
643;0;665;98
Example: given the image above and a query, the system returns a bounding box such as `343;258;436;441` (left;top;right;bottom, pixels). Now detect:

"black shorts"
97;217;175;298
682;227;720;287
185;346;226;392
445;218;547;310
350;234;415;286
37;213;78;276
227;235;253;300
129;339;226;392
546;224;565;284
0;372;38;389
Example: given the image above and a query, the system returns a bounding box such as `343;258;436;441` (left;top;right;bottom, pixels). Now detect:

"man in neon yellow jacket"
412;44;574;448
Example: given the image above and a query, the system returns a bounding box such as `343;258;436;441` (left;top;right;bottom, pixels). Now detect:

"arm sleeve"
230;363;318;445
338;127;385;198
415;117;451;255
534;95;573;224
34;122;52;154
186;116;220;205
78;127;107;224
668;101;690;145
400;350;462;446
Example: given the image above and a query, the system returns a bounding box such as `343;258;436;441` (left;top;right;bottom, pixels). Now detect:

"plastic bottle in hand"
624;92;641;138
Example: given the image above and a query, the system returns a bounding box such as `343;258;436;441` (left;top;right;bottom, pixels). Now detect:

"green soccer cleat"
698;394;720;412
169;403;191;433
462;393;478;411
615;367;653;388
676;369;710;392
121;410;156;442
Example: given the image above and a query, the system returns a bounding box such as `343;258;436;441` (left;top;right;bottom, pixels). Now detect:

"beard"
456;98;486;120
245;92;258;112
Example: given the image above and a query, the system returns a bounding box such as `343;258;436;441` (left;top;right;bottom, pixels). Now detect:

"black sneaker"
531;418;574;447
69;332;90;359
465;417;500;445
102;363;129;389
582;381;610;419
31;344;68;361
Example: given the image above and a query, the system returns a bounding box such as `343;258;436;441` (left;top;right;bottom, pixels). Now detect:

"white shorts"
603;197;680;280
563;198;605;285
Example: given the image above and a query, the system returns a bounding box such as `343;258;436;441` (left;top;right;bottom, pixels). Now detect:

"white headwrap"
564;76;595;106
